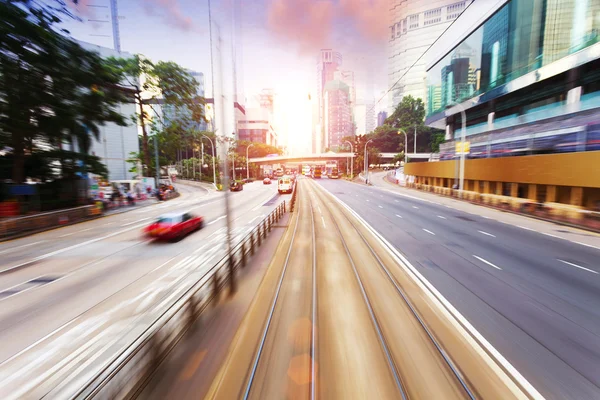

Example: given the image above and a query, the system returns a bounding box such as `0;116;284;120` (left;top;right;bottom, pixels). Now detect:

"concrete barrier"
0;205;98;240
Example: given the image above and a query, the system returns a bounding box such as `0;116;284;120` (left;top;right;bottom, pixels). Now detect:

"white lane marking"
412;206;419;209
394;200;399;202
574;241;600;251
366;199;370;202
1;222;150;274
355;195;358;197
321;216;326;228
557;259;598;274
395;214;403;219
437;215;446;219
518;225;535;232
317;205;323;214
78;228;93;233
207;215;226;225
423;229;435;236
0;241;45;255
473;255;502;270
325;190;544;400
445;205;453;209
481;216;492;219
59;232;74;238
102;222;115;226
121;217;151;227
478;230;496;238
378;205;383;209
542;232;560;239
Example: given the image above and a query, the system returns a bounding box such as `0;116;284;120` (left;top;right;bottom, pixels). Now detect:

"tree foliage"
106;56;206;173
0;0;128;183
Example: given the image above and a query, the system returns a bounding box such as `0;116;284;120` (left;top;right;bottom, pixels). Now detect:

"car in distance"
263;177;272;185
230;181;244;191
278;176;293;194
144;212;203;241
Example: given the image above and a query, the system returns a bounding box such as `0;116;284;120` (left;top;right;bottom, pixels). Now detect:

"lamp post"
343;140;353;179
201;134;217;189
246;143;254;181
364;138;374;185
397;128;408;164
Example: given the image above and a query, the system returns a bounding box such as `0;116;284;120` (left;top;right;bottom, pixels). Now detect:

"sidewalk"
366;171;600;247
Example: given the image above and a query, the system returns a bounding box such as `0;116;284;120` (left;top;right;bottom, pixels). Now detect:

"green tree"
0;0;128;183
106;56;206;173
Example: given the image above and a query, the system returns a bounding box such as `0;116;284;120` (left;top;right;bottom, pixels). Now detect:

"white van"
277;176;293;194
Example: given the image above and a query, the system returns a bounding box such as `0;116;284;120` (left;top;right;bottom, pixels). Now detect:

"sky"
61;0;389;154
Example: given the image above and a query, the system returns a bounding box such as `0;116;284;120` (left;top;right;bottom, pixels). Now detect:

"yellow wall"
405;151;600;188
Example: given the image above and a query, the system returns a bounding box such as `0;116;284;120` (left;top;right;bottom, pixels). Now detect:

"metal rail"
314;182;476;399
316;184;408;400
73;201;288;400
310;192;317;400
243;182;315;399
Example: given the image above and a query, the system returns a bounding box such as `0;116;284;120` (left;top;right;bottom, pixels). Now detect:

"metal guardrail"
0;205;98;239
73;201;288;400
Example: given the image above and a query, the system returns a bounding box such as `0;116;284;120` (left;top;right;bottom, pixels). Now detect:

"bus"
275;168;284;177
313;166;322;179
330;167;339;179
302;165;311;176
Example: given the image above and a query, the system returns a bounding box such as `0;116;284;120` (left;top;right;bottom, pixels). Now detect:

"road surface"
0;180;289;398
315;172;600;400
149;178;533;399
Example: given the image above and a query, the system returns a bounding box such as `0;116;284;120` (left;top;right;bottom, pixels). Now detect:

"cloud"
267;0;335;52
142;0;194;32
265;0;388;52
338;0;389;42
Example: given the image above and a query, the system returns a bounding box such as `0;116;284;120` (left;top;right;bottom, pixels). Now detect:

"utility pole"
154;135;160;188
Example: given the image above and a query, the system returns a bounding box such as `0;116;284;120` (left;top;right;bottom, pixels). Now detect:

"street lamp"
201;134;217;189
397;128;408;164
343;140;353;179
246;143;254;181
364;138;374;185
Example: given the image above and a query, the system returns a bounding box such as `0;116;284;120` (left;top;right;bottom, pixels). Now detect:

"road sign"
455;141;470;154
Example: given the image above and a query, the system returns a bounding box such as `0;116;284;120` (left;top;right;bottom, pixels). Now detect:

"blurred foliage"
106;56;206;174
0;0;129;183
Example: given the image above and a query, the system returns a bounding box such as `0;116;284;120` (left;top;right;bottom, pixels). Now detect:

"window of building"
424;7;442;25
447;2;466;20
390;25;395;39
408;14;419;29
396;22;402;38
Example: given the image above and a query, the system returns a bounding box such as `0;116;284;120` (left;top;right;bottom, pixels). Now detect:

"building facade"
77;40;139;181
388;0;473;110
163;69;208;132
323;80;352;150
377;111;388;127
237;107;277;147
407;0;600;215
316;49;343;152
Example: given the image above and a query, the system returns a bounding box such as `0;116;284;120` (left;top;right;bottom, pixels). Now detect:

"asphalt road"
316;172;600;400
0;180;290;398
160;178;530;400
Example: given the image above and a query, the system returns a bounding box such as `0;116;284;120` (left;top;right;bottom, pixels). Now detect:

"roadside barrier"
73;201;288;400
0;205;96;239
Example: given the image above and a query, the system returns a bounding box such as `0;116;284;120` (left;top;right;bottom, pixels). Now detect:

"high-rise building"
334;70;356;106
377;111;388;127
388;1;473;109
316;49;342;152
237;107;277;146
163;69;207;132
324;80;352;150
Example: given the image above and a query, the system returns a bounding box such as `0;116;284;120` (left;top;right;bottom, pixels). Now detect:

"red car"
144;212;204;241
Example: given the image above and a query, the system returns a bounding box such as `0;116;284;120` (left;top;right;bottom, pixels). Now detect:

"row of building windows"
390;1;466;39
